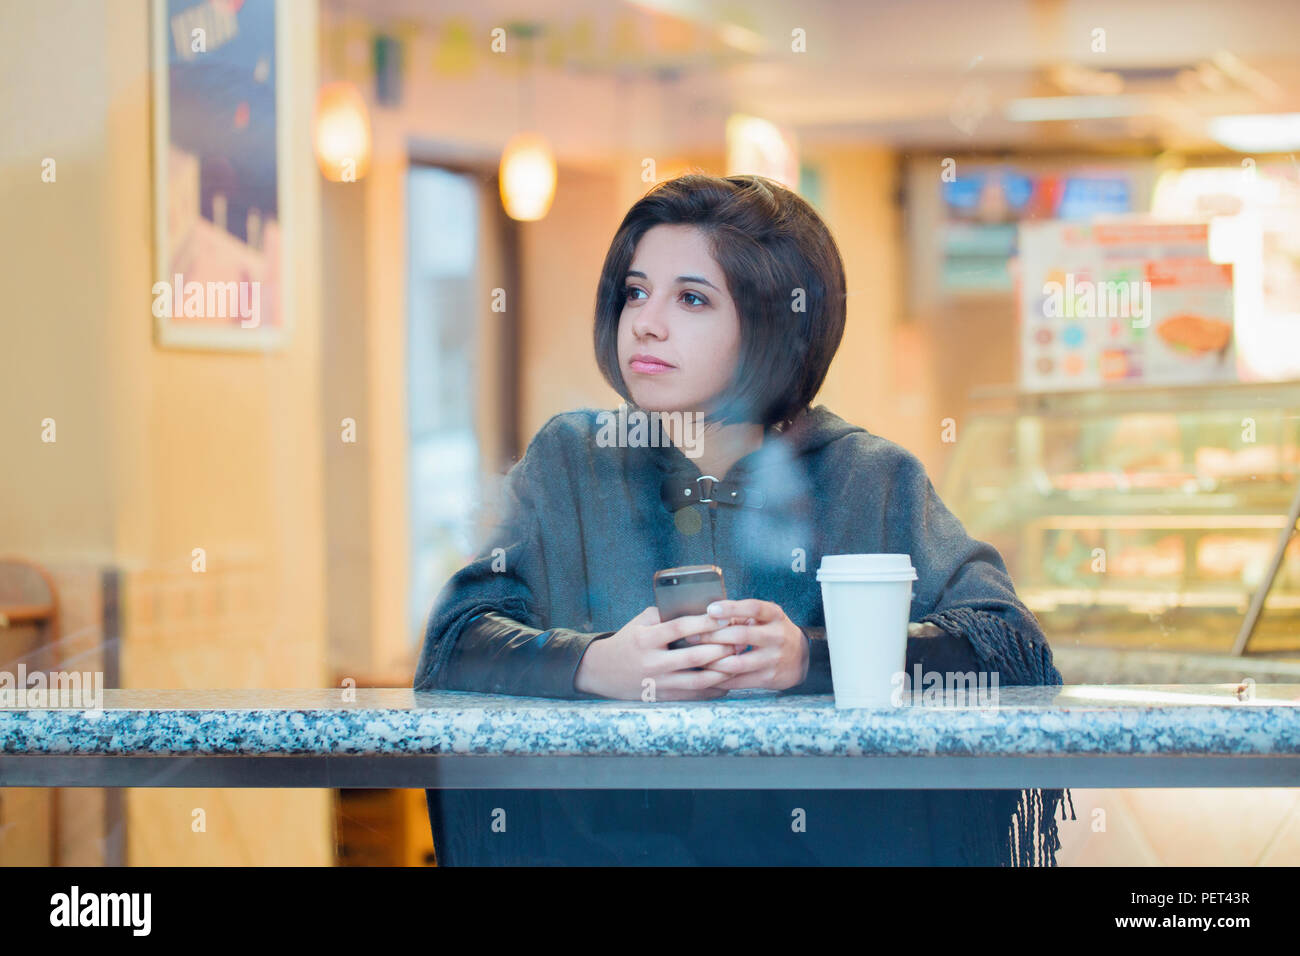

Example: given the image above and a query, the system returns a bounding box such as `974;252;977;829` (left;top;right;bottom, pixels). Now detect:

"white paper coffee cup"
816;554;917;708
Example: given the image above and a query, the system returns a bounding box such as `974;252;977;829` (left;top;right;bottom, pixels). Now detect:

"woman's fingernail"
706;603;722;615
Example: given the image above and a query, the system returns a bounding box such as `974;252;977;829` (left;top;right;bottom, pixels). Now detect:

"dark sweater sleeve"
781;447;1059;696
885;451;1060;687
782;625;984;696
441;611;615;699
414;423;597;693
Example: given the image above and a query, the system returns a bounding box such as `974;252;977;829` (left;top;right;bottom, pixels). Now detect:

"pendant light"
499;23;556;221
313;81;372;183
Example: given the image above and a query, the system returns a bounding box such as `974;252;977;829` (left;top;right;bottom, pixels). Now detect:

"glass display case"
940;382;1300;655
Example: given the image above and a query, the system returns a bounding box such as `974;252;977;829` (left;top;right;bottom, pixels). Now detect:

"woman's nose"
630;294;668;339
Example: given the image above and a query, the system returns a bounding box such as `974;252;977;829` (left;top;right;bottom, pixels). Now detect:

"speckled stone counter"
1;685;1298;789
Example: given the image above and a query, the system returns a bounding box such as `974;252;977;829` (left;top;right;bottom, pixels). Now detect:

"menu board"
939;167;1139;293
1018;220;1236;391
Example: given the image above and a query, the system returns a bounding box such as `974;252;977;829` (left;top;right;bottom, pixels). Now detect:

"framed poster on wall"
151;0;289;350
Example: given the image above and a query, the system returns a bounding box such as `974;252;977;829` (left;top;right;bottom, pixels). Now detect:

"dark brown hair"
593;172;848;427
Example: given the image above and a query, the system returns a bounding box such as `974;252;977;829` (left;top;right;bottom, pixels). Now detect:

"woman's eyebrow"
625;270;720;292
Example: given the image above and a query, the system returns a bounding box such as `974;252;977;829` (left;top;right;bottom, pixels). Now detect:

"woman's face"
617;224;741;415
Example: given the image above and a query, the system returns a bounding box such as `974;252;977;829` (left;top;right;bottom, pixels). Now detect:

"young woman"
415;172;1072;866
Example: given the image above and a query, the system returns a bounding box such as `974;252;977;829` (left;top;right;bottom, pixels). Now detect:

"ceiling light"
1005;95;1151;122
313;82;371;182
1207;113;1300;152
499;132;557;221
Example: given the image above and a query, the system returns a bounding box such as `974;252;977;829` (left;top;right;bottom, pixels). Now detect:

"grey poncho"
415;402;1074;865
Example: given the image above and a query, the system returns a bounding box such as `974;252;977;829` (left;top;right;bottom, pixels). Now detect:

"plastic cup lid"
815;553;917;582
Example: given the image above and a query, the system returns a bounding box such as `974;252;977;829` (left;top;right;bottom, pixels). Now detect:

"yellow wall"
802;147;907;448
360;128;409;681
519;163;625;440
0;0;330;865
0;1;118;561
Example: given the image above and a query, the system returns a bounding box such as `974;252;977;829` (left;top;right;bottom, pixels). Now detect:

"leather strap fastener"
660;473;766;511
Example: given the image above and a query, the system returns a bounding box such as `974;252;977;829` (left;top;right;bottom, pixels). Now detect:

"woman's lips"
628;357;675;374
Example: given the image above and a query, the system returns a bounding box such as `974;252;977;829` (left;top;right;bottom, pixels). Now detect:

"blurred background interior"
2;0;1299;866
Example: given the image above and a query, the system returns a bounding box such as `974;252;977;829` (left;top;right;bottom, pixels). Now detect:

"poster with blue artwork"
152;0;287;349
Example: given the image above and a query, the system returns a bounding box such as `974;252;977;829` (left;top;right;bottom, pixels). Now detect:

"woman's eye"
622;287;706;307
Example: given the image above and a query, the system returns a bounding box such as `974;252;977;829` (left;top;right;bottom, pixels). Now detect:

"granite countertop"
2;685;1299;758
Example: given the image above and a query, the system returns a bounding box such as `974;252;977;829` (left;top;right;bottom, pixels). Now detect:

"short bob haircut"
594;172;847;428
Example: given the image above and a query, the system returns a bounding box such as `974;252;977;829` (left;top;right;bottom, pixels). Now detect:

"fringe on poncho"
920;605;1077;866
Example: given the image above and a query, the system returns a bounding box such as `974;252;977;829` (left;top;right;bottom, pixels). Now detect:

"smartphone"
653;564;726;650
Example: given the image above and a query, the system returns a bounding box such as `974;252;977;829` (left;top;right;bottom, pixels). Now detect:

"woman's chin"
627;381;718;416
627;390;685;414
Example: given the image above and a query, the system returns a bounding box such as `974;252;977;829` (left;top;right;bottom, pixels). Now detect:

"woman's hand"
574;606;737;701
692;608;947;691
693;599;809;691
